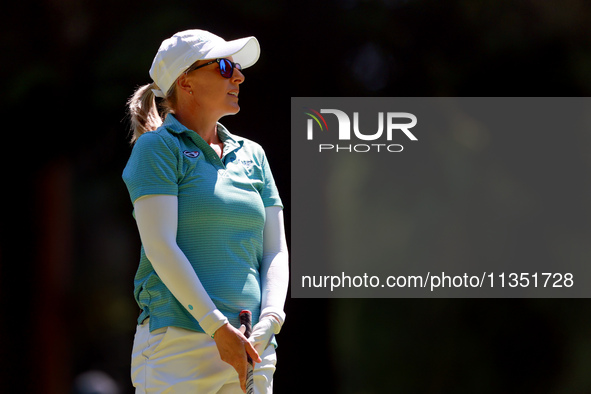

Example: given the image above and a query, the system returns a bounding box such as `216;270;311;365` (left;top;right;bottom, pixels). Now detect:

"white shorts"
131;320;277;393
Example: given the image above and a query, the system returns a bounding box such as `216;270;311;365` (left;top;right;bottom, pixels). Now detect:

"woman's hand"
213;323;262;393
249;315;281;354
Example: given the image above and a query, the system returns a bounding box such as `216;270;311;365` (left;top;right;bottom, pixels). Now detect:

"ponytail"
128;83;181;144
127;83;163;143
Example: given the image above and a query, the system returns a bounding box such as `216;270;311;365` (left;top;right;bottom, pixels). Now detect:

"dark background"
2;0;591;393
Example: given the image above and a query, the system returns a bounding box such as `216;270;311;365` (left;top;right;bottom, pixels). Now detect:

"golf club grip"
239;310;254;394
239;310;253;338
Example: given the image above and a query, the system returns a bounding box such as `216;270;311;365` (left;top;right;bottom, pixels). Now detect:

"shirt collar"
162;114;243;149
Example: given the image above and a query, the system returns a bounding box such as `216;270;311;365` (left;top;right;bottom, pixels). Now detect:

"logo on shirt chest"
183;150;201;158
238;159;254;170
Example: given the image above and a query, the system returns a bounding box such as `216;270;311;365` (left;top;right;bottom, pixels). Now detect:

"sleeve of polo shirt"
260;149;283;209
122;132;179;203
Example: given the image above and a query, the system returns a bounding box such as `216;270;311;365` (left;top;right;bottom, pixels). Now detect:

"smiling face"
179;57;245;120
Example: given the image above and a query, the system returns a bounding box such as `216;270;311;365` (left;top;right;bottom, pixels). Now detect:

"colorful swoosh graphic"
303;107;329;131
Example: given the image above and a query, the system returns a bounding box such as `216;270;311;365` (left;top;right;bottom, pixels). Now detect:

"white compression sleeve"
259;206;289;329
133;195;228;337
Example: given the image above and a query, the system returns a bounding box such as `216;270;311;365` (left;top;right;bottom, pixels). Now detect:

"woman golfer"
123;29;288;393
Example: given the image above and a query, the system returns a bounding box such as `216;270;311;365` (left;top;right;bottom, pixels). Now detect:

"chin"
226;105;241;115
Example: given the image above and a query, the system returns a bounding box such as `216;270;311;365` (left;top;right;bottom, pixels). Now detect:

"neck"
174;106;220;144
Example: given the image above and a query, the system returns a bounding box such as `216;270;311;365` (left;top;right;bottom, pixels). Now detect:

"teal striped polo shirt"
122;114;283;333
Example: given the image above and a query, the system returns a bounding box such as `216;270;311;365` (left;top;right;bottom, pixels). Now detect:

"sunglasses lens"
219;59;233;78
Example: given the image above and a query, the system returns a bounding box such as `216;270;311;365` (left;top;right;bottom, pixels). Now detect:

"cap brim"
204;36;260;69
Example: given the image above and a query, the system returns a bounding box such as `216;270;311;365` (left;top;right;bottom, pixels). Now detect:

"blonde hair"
127;83;177;144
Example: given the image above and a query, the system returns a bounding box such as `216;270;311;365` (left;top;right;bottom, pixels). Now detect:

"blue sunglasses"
186;58;242;78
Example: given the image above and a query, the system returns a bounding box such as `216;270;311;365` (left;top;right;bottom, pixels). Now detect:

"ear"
176;73;193;96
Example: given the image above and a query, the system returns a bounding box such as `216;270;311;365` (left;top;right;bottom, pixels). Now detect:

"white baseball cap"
149;29;260;98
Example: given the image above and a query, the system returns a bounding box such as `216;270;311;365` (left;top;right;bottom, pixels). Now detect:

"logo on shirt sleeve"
183;150;200;158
